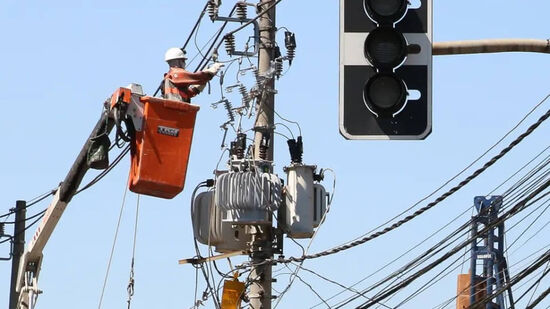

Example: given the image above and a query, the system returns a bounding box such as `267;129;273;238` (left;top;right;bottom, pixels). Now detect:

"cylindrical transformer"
215;171;282;224
284;164;316;238
192;190;250;253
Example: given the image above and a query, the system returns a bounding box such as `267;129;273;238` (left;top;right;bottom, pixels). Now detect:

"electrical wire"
97;181;129;309
0;212;46;245
3;208;47;225
335;146;550;308
75;144;130;195
317;145;550;308
0;189;56;219
355;179;550;308
265;107;550;266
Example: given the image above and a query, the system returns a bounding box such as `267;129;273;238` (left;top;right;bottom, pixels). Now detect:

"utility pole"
249;0;276;308
9;200;26;309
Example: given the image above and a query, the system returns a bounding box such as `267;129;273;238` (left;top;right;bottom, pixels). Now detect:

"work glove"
190;83;207;93
204;62;225;75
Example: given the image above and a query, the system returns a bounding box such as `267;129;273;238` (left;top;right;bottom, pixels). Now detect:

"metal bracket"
215;16;260;56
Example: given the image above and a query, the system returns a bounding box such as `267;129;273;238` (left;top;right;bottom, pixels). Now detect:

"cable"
126;195;140;309
201;0;284;72
350;152;550;308
266;107;550;266
0;189;56;219
0;212;45;245
318;145;550;308
356;179;550;308
97;181;129;309
183;2;210;52
76;144;130;195
515;261;550;306
3;208;47;225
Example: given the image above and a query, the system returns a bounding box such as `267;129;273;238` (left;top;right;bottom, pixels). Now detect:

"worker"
162;47;224;102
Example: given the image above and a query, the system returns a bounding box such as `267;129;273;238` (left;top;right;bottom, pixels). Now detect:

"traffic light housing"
339;0;432;140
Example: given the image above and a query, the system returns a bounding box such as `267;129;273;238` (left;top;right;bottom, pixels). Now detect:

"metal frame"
469;196;514;309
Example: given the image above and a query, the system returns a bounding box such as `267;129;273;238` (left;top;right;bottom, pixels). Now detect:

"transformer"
215;171;282;224
282;164;328;238
192;191;249;253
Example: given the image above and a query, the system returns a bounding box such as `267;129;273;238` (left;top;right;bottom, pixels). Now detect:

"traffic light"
339;0;432;140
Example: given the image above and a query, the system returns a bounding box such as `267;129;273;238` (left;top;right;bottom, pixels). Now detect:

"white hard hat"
164;47;187;61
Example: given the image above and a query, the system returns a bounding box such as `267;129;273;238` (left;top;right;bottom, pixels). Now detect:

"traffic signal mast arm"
433;38;550;55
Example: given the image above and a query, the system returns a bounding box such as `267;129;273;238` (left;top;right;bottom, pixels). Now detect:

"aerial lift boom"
13;84;201;309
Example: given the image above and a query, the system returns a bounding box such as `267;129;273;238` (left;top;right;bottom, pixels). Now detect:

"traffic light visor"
364;27;407;70
364;0;408;24
364;73;407;117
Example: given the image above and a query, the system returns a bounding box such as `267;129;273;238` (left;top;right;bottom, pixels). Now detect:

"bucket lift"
456;196;514;309
14;84;201;309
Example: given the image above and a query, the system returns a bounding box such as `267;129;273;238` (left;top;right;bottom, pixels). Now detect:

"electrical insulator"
287;136;303;164
207;0;220;21
224;34;236;55
238;84;251;107
259;133;270;160
274;60;283;79
285;31;296;65
223;99;235;122
273;46;283;79
253;67;264;89
236;2;247;19
230;133;247;159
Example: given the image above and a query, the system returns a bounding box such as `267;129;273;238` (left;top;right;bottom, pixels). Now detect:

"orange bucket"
129;96;200;199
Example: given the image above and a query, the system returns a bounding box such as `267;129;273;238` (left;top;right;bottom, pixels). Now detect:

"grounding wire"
270;107;550;266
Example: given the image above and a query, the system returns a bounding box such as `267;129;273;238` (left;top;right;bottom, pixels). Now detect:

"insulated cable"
355;178;550;308
266;107;550;266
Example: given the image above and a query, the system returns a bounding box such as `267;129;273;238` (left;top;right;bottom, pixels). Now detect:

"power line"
316;143;550;309
352;178;550;308
267;107;550;266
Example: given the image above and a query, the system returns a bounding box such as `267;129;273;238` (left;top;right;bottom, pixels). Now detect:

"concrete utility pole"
249;0;276;308
9;200;26;309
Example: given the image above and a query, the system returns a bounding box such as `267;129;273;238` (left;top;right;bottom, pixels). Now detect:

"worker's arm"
168;70;214;86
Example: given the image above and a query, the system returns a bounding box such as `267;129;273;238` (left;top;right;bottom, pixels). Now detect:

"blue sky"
1;1;550;308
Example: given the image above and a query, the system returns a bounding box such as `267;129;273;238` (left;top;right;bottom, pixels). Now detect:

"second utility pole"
249;0;276;308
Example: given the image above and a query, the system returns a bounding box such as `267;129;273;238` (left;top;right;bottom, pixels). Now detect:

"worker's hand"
204;62;225;75
190;83;207;93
